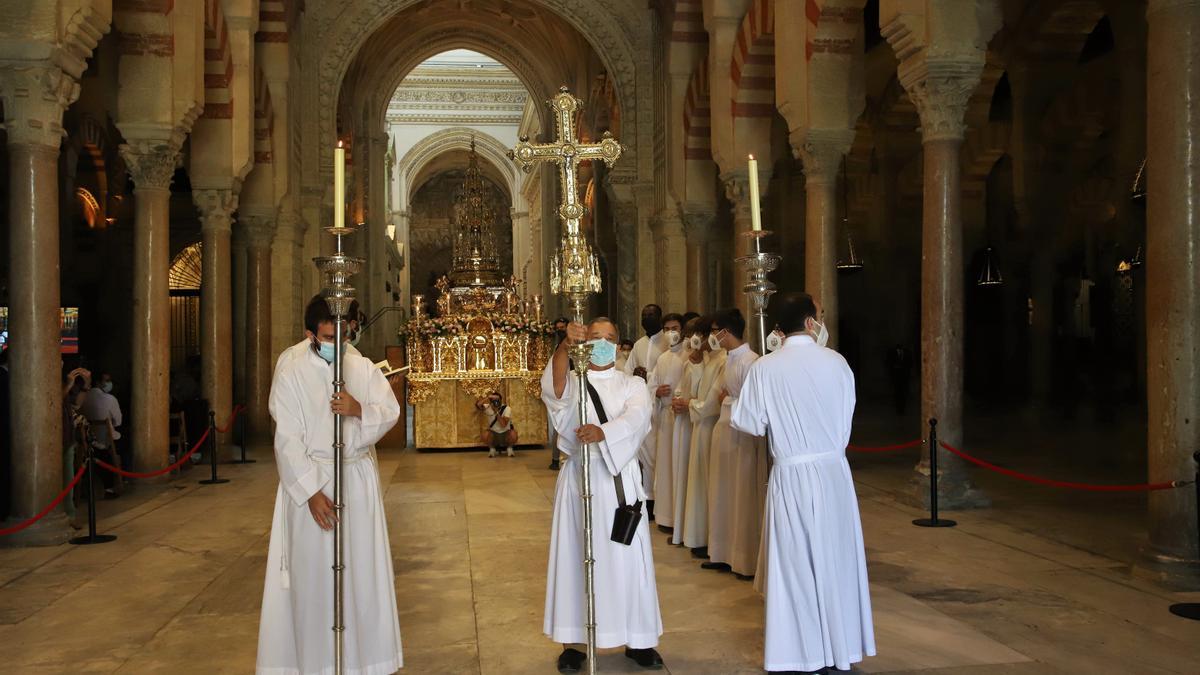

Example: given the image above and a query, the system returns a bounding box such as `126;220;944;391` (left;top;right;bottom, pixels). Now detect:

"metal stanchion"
232;406;255;464
914;418;956;528
69;446;117;545
1168;450;1200;621
199;410;230;485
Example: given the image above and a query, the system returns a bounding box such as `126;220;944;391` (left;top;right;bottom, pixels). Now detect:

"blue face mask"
101;381;113;394
314;339;337;364
587;338;617;367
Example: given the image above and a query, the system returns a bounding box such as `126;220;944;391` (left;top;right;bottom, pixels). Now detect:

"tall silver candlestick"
737;230;781;354
314;225;363;675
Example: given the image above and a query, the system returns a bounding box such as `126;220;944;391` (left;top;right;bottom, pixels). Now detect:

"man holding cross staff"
515;88;665;674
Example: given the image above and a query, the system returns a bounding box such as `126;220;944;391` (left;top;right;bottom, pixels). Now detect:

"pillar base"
0;511;71;547
904;465;990;511
1134;549;1200;592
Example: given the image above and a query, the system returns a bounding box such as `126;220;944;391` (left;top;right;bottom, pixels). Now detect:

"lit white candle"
748;154;762;232
334;141;345;228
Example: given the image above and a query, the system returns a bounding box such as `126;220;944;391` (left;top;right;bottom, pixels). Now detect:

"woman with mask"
648;313;687;530
667;317;706;544
681;316;725;554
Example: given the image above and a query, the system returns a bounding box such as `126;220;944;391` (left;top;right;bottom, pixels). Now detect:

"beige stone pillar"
271;208;303;357
243;216;274;440
682;210;716;313
231;229;248;410
121;140;180;474
194;189;237;449
903;73;987;509
1146;0;1200;563
797;130;855;350
0;67;74;543
722;171;756;330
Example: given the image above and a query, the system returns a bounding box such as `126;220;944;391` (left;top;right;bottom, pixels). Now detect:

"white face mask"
688;334;702;351
665;330;682;348
809;320;829;348
766;331;784;353
708;334;722;352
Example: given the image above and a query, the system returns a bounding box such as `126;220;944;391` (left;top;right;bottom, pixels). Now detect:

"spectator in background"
0;348;10;521
81;372;124;498
62;367;91;522
885;343;913;416
548;318;570;471
615;339;634;372
477;391;516;458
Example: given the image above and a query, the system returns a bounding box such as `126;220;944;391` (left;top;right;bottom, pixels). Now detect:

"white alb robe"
624;332;665;497
732;335;875;673
669;358;703;542
681;350;725;548
706;343;759;567
649;345;686;523
257;340;403;675
541;362;663;649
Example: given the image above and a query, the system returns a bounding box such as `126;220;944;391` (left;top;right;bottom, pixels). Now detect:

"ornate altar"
404;143;553;449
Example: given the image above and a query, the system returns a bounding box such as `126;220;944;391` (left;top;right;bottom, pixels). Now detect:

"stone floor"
2;426;1199;674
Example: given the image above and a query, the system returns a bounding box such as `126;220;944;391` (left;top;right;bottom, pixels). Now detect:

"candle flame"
338;140;344;148
748;154;755;160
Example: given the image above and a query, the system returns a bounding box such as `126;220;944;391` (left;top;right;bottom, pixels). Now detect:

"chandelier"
450;140;503;287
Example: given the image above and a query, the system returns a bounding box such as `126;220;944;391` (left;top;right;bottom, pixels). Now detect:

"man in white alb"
732;292;875;674
648;313;686;531
623;304;667;515
542;318;664;673
681;316;725;555
257;296;404;675
668;317;705;544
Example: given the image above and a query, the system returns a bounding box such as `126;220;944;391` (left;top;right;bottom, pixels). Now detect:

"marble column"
243;216;274;440
904;73;987;509
1146;0;1200;564
271;208;303;357
121;140;180;474
231;229;248;411
682;209;716;313
1;66;74;543
722;171;756;332
798;130;855;350
194;189;237;449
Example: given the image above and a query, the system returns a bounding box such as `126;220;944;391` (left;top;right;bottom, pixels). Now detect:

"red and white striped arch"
202;0;233;119
806;0;860;61
253;69;273;165
683;59;711;162
670;0;707;45
731;0;775;120
257;0;289;44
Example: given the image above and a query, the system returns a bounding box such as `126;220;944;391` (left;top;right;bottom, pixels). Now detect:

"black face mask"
641;316;662;336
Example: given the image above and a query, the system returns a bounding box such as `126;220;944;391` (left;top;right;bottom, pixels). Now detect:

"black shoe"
657;524;672;534
646;500;655;521
549;460;561;471
557;648;586;673
624;647;664;669
701;561;731;572
690;547;709;559
735;572;755;581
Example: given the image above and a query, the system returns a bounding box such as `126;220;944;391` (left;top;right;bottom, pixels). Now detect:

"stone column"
653;208;688;312
243;216;274;440
1146;0;1200;564
272;208;303;357
903;70;988;509
0;66;75;543
797;129;856;350
722;170;756;328
121;140;180;474
194;189;237;449
231;228;248;410
682;209;717;313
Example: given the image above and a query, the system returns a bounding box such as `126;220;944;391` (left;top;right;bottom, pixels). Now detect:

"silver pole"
566;295;597;675
315;226;363;675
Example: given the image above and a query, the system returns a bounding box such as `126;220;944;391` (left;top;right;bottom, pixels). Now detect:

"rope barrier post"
914;418;956;528
199;409;230;485
232;406;255;464
1168;449;1200;622
69;446;116;545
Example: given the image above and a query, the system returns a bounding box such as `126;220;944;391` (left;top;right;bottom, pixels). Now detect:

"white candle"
748;154;762;232
334;141;345;228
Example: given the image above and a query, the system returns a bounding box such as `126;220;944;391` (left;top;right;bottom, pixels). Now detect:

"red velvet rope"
0;464;88;536
847;439;924;453
214;405;245;434
940;441;1189;492
95;426;211;479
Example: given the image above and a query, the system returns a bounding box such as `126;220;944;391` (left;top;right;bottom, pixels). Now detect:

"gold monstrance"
451;141;503;287
509;86;623;675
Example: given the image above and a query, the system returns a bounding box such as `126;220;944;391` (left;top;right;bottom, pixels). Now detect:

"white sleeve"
345;362;401;450
268;367;327;506
109;397;123;429
541;360;581;451
731;362;768;437
596;378;652;477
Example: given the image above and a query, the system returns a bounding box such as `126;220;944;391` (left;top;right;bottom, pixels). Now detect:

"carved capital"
681;209;717;244
241;215;276;249
0;65;80;147
120;141;180;191
899;63;981;142
194;189;238;234
794;127;855;185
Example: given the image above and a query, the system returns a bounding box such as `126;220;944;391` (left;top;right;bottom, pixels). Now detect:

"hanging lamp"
836;157;864;274
977;246;1003;286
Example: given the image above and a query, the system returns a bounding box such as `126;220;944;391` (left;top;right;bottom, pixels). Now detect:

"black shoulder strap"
584;381;632;508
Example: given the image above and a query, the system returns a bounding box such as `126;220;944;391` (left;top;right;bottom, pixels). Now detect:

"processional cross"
509;86;623;675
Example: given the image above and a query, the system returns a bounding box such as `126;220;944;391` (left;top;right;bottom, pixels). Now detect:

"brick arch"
202;0;233;120
731;0;775;121
683;59;711;162
254;67;273;166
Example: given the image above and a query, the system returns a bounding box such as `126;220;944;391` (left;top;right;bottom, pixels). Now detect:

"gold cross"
509;87;623;236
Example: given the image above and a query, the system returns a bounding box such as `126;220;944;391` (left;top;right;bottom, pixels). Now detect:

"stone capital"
899;61;983;142
194;188;239;234
794;128;856;185
120;140;181;192
681;208;718;244
241;215;276;249
720;165;772;204
0;64;79;148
